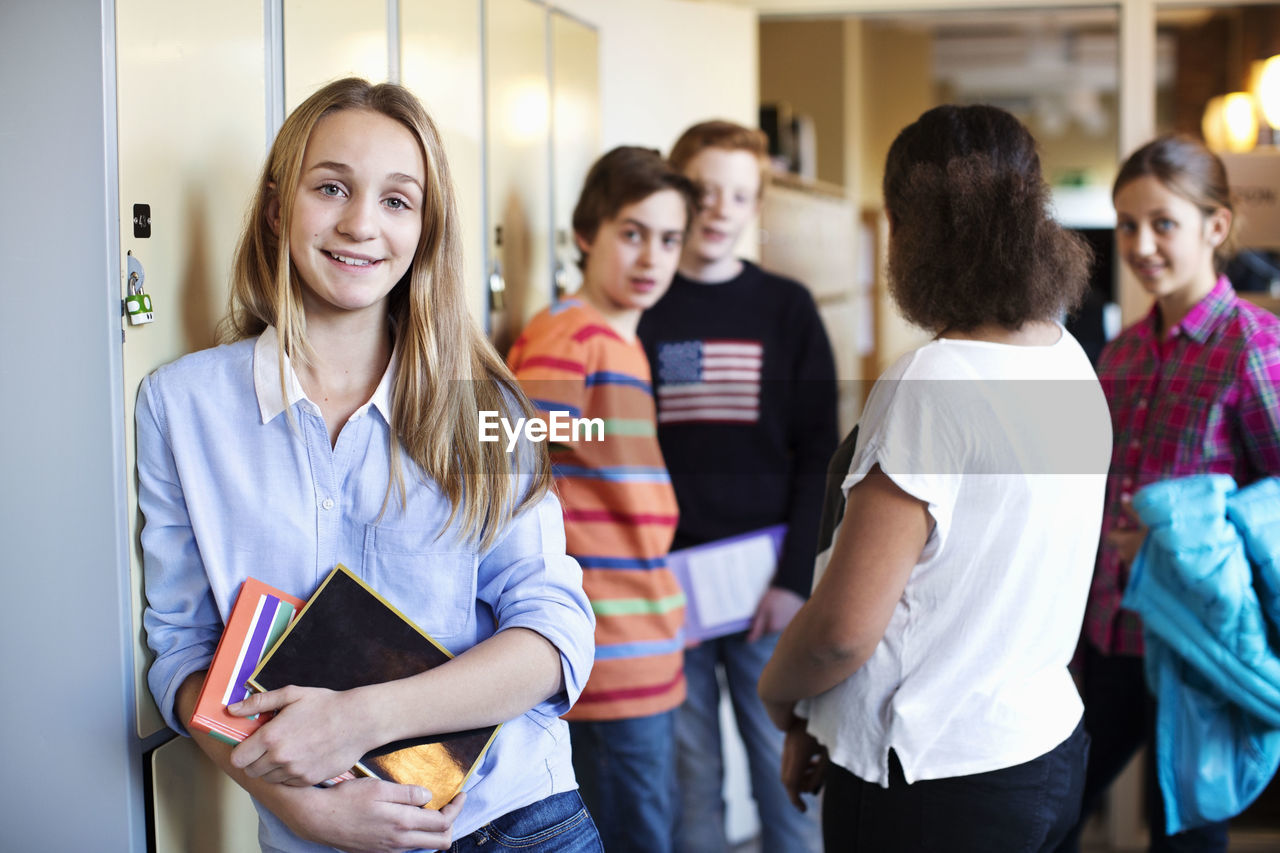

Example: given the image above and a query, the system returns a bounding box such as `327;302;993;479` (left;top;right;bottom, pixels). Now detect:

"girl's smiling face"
1113;174;1230;305
283;108;426;323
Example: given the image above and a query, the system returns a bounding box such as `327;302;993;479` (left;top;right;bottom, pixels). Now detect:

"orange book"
188;577;306;745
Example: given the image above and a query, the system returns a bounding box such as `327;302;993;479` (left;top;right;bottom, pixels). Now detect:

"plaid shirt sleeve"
1238;330;1280;477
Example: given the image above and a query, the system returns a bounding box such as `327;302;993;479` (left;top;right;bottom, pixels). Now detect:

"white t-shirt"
801;326;1111;786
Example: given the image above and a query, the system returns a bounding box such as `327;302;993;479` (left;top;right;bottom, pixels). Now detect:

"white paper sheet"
684;533;777;628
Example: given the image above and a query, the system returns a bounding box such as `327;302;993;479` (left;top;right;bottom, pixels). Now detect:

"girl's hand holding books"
229;684;377;787
283;780;466;853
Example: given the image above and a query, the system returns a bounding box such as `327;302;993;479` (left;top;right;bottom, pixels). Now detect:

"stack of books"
189;565;499;809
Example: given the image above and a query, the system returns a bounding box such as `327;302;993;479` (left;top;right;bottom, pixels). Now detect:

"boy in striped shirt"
508;146;698;853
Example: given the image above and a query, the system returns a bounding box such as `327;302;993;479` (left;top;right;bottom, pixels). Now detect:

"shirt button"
1129;440;1141;450
1137;398;1148;409
321;498;335;511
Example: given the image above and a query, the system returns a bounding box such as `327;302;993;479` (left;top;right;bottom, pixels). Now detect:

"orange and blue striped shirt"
509;299;685;721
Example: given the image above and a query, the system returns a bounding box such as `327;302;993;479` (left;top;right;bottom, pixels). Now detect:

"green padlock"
125;291;154;325
125;252;155;326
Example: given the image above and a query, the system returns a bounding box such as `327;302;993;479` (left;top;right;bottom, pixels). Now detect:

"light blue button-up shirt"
138;328;595;851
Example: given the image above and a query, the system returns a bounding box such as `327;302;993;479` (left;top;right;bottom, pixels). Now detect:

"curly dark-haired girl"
760;104;1112;852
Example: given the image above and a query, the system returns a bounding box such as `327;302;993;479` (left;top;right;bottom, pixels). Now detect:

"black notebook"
249;564;499;809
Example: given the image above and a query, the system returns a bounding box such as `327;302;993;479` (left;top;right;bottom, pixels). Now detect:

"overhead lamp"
1201;96;1227;151
1222;92;1259;152
1257;55;1280;130
1204;92;1259;153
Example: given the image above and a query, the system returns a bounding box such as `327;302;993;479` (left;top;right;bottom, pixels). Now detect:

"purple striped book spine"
223;595;292;707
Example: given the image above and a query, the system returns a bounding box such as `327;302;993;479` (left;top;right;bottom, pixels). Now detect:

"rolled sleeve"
476;489;596;717
136;375;221;734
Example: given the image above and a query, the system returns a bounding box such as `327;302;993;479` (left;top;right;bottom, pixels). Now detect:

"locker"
484;0;551;353
113;2;596;847
152;737;261;853
401;0;486;320
5;1;740;849
115;0;268;740
549;9;600;300
283;0;388;112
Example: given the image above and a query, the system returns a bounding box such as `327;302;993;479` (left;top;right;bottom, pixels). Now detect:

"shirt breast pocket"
361;525;477;641
1168;388;1230;471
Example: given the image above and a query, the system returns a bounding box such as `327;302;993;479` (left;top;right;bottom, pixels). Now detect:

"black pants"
1055;645;1228;853
821;720;1089;852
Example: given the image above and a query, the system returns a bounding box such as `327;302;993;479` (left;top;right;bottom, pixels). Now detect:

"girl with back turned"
759;104;1112;852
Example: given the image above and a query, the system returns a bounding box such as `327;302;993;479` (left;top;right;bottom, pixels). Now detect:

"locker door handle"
488;261;506;312
489;225;506;312
553;260;569;301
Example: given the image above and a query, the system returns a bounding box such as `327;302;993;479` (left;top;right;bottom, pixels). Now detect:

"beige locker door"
116;0;267;741
549;10;600;300
284;0;389;112
485;0;551;353
152;736;261;853
401;0;486;322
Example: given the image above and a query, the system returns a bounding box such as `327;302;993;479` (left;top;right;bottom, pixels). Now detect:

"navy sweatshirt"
637;260;839;598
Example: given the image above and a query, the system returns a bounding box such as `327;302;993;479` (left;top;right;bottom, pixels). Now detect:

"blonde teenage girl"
139;78;601;853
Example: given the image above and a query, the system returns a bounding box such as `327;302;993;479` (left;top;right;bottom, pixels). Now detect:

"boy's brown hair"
668;120;771;196
571;146;699;269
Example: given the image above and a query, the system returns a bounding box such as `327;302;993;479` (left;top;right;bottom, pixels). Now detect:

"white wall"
554;0;759;257
556;0;757;151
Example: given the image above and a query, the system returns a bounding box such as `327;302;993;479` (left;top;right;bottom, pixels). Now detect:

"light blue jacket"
1122;474;1280;834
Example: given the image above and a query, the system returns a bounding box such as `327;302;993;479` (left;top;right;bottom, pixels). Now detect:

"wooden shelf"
1240;292;1280;316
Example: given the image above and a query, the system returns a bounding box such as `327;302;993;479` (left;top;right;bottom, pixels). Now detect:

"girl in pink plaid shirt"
1063;136;1280;852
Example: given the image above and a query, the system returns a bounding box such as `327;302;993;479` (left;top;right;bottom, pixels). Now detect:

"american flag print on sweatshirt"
655;339;763;424
508;299;685;721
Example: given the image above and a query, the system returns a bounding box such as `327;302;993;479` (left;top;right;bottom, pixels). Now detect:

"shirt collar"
253;326;395;425
1137;275;1234;344
1175;275;1234;343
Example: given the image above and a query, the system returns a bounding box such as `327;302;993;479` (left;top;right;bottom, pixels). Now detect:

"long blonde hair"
225;77;550;549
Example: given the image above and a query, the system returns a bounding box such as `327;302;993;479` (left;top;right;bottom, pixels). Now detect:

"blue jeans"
569;711;676;853
449;791;602;853
674;632;822;853
824;719;1090;851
